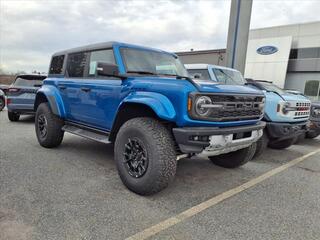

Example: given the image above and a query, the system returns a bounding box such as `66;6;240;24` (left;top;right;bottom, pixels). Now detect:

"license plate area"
232;131;252;140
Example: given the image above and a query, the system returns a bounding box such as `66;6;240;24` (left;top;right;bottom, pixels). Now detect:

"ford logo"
257;46;278;55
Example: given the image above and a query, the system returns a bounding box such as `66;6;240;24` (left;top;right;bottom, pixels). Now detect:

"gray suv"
6;74;46;121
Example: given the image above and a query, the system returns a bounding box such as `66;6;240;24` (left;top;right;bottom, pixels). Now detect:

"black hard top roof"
51;41;176;58
52;41;117;56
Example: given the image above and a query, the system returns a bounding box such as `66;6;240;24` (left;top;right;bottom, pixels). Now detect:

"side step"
62;124;111;144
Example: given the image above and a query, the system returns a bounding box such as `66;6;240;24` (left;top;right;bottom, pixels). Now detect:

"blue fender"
35;85;66;118
121;91;176;121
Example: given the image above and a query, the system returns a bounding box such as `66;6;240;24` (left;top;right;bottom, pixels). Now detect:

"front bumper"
266;121;307;141
172;121;266;157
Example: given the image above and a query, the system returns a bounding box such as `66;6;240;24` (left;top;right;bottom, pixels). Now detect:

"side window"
49;55;64;74
66;52;88;78
88;49;115;76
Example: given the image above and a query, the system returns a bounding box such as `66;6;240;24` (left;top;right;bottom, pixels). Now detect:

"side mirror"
193;73;201;79
96;62;120;77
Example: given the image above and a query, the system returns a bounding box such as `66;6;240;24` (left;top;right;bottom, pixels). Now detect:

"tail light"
6;98;11;105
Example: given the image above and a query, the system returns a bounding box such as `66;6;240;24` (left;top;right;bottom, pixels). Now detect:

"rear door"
61;52;89;122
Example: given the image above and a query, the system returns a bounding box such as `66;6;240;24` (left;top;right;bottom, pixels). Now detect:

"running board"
62;124;111;144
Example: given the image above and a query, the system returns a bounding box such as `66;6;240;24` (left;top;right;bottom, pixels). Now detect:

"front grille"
292;101;311;119
191;94;265;122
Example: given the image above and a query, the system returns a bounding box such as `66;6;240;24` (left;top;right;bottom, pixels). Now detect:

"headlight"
259;97;265;112
282;102;290;114
195;96;212;116
277;101;295;115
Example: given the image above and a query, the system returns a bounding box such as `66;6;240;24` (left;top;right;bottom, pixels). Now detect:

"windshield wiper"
127;70;157;75
161;73;192;80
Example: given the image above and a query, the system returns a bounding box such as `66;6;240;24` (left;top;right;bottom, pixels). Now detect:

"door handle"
81;87;91;92
58;85;66;90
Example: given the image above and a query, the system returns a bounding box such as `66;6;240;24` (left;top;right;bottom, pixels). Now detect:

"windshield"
259;82;286;95
14;77;45;87
212;68;246;85
121;48;189;77
188;69;211;80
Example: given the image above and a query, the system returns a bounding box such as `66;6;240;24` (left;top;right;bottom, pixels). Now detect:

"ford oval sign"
256;46;278;55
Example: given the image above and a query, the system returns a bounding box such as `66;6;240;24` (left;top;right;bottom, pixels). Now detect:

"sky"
1;0;320;74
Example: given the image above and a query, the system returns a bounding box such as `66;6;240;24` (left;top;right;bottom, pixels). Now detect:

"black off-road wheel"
8;111;20;121
268;138;295;149
209;143;256;168
306;131;320;139
114;117;177;195
35;102;64;148
253;132;269;159
0;97;5;111
293;133;306;144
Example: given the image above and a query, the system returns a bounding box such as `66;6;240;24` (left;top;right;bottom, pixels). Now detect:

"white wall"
285;72;320;93
249;21;320;49
244;36;292;88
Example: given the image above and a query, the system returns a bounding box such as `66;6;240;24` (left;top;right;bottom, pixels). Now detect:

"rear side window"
49;55;65;74
88;49;115;76
14;77;45;87
67;52;88;78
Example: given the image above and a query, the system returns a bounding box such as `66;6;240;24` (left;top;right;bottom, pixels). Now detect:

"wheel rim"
123;138;148;178
38;114;48;138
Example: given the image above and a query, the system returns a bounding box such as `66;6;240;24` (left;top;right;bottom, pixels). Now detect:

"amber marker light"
188;97;192;111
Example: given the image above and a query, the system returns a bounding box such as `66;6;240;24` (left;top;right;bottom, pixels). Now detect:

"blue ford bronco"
34;42;265;195
186;64;311;159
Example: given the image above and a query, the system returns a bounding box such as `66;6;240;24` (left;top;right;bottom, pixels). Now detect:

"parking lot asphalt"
1;111;320;240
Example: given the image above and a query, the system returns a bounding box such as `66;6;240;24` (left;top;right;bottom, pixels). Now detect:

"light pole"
226;0;253;74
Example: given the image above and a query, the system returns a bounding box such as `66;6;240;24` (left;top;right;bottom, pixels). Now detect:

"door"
80;49;123;130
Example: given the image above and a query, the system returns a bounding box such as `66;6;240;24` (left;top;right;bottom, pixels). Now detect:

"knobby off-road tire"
293;133;306;144
8;111;20;121
268;137;295;149
306;131;320;139
209;143;256;168
253;131;269;159
0;97;5;111
35;103;64;148
114;117;177;195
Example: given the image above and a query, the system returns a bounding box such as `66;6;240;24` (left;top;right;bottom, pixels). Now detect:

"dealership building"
177;21;320;100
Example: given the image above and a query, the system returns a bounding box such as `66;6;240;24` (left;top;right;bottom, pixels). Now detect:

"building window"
66;52;88;78
289;49;297;59
290;48;320;59
49;55;64;74
304;80;320;100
